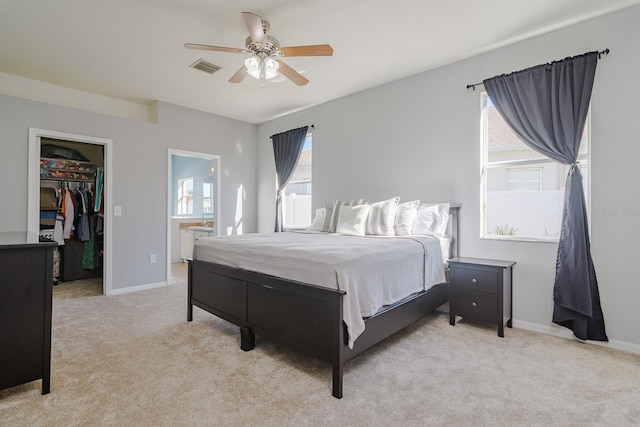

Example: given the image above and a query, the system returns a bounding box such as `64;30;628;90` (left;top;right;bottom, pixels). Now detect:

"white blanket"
193;232;446;347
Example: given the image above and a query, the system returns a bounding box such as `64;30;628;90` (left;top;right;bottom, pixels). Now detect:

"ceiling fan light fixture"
244;56;279;80
186;11;331;86
244;57;260;78
263;57;279;79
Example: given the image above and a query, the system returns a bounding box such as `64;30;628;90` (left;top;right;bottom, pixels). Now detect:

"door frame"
28;128;114;295
167;148;221;282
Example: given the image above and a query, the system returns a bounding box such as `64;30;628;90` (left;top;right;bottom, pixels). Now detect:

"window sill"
481;235;559;244
283;227;311;233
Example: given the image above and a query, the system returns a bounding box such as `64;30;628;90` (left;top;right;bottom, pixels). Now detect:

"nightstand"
448;257;516;337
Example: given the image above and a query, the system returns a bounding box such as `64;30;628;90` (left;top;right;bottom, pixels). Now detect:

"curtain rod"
270;124;314;139
465;49;610;91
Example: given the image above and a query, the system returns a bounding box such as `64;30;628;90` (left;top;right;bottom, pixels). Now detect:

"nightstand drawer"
453;290;497;319
453;267;498;294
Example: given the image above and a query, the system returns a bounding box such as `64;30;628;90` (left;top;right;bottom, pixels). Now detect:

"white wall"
0;95;256;291
256;6;640;351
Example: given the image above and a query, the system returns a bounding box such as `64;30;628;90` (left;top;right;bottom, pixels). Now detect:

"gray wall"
0;96;256;291
256;6;640;350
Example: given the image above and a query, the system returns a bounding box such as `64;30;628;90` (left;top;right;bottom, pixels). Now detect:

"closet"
38;138;105;285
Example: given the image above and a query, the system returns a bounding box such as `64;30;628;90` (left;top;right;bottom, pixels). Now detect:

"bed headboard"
447;205;460;259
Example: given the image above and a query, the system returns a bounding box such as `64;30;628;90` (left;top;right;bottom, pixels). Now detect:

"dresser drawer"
453;290;497;320
452;267;498;294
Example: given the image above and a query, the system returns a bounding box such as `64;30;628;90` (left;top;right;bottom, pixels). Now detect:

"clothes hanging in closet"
53;213;64;246
74;188;91;242
82;216;98;270
94;167;104;213
62;188;75;239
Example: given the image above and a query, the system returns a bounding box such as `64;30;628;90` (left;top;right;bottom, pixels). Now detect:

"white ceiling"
1;0;639;124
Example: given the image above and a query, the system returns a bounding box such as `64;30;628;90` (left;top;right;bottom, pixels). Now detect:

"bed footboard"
188;259;347;397
188;259;449;399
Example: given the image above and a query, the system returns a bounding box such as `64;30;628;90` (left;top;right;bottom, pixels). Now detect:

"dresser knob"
471;278;477;283
472;302;477;307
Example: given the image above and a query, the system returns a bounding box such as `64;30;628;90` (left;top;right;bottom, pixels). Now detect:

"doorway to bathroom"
166;149;220;283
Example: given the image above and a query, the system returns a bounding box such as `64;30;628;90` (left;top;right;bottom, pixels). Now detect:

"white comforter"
193;231;446;347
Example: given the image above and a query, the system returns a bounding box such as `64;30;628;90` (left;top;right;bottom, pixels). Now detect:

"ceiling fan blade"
184;43;245;54
242;11;266;44
279;44;334;57
276;60;309;86
229;66;248;83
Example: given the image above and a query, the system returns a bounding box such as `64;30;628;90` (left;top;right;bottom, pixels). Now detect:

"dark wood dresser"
448;257;516;337
0;232;56;394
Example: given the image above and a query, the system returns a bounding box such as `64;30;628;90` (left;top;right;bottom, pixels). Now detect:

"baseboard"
109;281;168;296
513;319;640;356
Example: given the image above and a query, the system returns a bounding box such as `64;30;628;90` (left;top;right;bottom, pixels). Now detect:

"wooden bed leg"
332;362;343;399
187;260;193;322
240;327;255;351
331;294;344;398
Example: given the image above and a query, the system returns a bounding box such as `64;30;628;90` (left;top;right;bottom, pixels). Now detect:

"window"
171;153;219;224
203;182;213;214
177;177;193;216
481;93;589;241
282;134;312;228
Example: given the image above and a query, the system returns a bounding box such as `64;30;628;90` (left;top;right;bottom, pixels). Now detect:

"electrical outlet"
149;254;157;264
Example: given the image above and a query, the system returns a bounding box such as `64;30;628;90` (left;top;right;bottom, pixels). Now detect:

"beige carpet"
2;266;639;427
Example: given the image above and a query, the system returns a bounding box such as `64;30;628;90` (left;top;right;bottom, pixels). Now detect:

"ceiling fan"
185;11;333;86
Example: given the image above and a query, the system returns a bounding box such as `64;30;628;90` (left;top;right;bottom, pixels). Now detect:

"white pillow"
307;207;326;231
366;197;399;236
322;202;334;232
328;199;365;233
336;205;371;236
394;200;420;236
412;202;450;236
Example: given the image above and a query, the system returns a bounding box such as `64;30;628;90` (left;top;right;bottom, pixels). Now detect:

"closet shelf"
42;168;95;173
40;172;95;181
40;157;95;181
41;178;94;184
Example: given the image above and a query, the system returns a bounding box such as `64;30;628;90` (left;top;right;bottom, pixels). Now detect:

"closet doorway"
28;128;113;295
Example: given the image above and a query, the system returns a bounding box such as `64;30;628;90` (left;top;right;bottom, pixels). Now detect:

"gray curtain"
483;51;607;341
271;126;308;232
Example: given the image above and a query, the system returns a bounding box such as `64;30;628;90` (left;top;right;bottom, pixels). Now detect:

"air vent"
189;59;221;74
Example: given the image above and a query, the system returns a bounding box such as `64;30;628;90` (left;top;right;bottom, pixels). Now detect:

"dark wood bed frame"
187;206;459;398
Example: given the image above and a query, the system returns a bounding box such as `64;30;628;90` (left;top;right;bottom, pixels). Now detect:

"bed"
187;205;459;398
